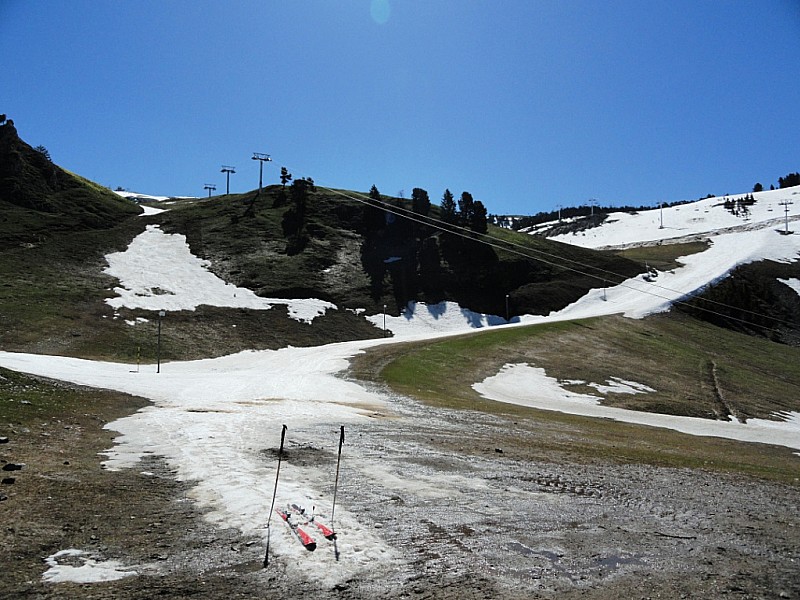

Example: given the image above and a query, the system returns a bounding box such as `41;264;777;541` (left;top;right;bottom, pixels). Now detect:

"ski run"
4;185;800;587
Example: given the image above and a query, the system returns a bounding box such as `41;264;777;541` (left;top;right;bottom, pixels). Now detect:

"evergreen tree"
440;189;457;224
282;177;313;253
753;182;763;193
470;200;488;233
33;145;51;162
363;184;385;232
778;172;800;188
458;191;475;225
411;187;431;216
280;167;292;187
369;184;381;201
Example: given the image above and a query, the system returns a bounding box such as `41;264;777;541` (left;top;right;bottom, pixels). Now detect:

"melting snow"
587;377;656;395
473;363;800;452
779;278;800;297
42;549;138;583
103;224;335;322
2;186;800;585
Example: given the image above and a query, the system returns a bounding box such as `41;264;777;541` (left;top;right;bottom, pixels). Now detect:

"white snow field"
1;187;800;584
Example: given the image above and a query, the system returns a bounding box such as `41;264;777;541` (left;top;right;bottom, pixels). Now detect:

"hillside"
158;184;645;319
0;126;648;361
0;122;140;247
1;132;799;599
527;188;800;344
0;123;150;357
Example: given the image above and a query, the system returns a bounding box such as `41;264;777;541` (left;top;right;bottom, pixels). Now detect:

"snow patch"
103;225;335;322
587;377;656;395
473;363;800;452
778;278;800;297
367;301;508;338
42;549;138;583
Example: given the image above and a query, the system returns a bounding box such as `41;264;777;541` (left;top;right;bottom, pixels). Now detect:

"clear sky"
2;1;799;215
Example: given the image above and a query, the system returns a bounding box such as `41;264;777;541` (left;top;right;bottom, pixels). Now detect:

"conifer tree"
470;200;488;233
411;187;431;216
440;189;457;224
458;191;475;225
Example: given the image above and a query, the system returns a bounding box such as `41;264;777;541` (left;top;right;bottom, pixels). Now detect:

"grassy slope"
160;186;645;316
349;312;800;482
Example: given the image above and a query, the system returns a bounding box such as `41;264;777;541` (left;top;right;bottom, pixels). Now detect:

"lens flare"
370;0;390;25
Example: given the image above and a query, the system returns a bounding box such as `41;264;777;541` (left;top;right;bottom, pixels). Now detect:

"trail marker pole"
264;424;287;568
156;311;165;373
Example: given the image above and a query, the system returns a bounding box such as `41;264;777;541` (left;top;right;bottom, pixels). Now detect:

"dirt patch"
1;375;799;599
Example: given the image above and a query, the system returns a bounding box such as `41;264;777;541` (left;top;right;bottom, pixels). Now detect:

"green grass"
350;313;800;482
0;366;143;426
614;241;709;270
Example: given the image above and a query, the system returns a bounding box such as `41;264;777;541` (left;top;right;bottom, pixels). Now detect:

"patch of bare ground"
1;367;798;599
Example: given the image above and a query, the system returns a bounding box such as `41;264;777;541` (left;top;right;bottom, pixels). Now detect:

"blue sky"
3;1;799;215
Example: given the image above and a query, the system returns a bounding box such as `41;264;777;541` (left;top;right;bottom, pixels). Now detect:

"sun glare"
370;0;391;25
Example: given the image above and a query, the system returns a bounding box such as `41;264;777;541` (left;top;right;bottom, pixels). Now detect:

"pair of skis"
263;425;345;566
275;503;336;552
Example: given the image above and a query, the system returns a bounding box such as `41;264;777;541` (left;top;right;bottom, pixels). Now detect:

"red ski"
276;508;316;551
290;503;337;540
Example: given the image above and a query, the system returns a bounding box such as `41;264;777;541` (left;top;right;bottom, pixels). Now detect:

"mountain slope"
158;185;645;319
530;188;800;344
0;122;140;247
0;123;147;356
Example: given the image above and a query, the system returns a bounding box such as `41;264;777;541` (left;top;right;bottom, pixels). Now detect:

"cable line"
267;162;798;332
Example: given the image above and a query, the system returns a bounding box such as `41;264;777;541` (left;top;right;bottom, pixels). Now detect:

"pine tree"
440;189;457;224
411;187;431;216
778;172;800;189
458;191;475;225
362;184;385;232
470;200;488;233
280;167;292;187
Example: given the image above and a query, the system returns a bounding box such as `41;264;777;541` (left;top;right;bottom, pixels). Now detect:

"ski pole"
330;425;345;534
263;424;287;568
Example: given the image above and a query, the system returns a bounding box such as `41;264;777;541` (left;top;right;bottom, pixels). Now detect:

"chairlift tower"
203;183;216;198
251;153;272;194
221;166;236;195
588;198;598;217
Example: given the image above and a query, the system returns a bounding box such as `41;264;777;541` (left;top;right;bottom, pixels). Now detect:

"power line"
262;159;799;332
314;185;799;333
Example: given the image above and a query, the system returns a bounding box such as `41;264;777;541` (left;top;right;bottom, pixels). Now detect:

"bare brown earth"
2;368;799;600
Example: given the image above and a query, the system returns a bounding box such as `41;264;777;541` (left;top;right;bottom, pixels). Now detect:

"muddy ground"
1;377;799;600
